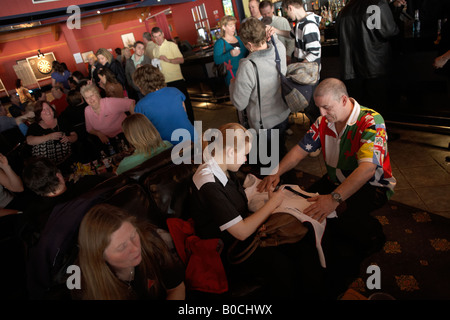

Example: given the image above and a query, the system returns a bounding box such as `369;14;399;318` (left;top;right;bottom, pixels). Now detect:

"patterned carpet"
291;170;450;300
350;201;450;300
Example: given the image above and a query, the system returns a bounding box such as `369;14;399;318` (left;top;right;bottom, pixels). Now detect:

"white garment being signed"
243;174;337;268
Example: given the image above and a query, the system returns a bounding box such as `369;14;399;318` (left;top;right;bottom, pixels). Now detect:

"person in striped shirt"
266;0;322;123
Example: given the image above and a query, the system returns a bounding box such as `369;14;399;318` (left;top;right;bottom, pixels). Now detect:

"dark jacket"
104;59;127;88
125;55;152;92
336;0;399;80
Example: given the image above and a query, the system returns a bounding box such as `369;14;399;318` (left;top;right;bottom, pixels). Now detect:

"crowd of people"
2;0;448;301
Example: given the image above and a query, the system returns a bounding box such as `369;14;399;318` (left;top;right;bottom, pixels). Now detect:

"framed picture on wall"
222;0;235;17
0;78;6;95
81;51;94;63
26;52;56;81
121;33;136;48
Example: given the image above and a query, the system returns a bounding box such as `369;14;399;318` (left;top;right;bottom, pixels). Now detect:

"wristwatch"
330;191;343;204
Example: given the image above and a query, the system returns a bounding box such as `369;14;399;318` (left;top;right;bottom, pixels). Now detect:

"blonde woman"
77;203;185;300
96;48;126;88
213;15;248;86
116;113;172;175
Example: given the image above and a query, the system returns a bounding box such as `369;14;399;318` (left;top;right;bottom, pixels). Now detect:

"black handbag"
212;40;228;78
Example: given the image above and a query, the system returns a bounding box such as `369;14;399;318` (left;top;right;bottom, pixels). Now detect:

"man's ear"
341;94;348;106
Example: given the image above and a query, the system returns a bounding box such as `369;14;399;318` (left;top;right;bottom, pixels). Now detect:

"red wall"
0;0;241;95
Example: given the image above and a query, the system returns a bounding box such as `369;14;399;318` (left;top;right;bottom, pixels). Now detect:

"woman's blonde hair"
78;203;172;300
80;83;101;99
219;15;237;38
122;113;164;155
96;48;113;64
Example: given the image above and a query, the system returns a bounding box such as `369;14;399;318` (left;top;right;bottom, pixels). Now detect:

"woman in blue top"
51;61;71;90
214;15;248;86
132;64;197;146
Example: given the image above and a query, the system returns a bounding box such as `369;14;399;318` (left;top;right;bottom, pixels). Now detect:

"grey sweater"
230;37;290;130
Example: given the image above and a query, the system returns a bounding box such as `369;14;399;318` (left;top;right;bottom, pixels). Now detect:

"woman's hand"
48;131;63;141
267;186;286;212
97;132;110;144
230;47;241;57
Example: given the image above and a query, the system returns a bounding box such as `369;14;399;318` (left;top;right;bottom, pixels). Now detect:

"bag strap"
249;59;263;129
271;35;283;76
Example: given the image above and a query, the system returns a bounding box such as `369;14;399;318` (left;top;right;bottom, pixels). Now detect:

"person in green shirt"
116;113;172;175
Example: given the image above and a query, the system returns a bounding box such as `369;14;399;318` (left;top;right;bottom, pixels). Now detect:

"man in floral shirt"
258;78;396;292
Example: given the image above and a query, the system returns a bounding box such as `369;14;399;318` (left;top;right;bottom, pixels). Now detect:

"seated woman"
97;67;125;98
116;113;172;175
80;84;134;154
190;123;327;299
77;203;185;300
132;64;197;146
26;101;78;173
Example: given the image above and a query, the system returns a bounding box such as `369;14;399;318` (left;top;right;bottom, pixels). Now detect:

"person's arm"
89;129;109;144
302;24;321;63
128;99;135;114
434;50;450;68
60;131;78;144
163;56;184;64
229;60;254;111
303;162;377;222
226;188;286;241
257;144;309;192
0;153;23;193
160;42;185;64
266;25;291;39
166;282;186;300
26;131;63;145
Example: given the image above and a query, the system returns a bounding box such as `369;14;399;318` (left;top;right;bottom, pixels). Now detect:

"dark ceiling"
0;0;193;32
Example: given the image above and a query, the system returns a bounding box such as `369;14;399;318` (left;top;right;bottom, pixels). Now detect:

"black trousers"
307;175;388;297
166;79;195;124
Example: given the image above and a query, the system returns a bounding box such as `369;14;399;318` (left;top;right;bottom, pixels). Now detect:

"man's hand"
0;153;9;170
303;194;338;223
159;55;170;62
257;174;280;193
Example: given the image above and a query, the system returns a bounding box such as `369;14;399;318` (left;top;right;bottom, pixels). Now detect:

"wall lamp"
37;49;45;58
